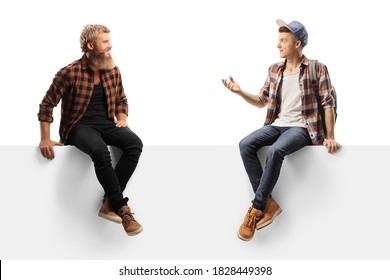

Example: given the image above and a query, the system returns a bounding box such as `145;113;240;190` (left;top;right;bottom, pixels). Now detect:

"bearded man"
38;24;143;236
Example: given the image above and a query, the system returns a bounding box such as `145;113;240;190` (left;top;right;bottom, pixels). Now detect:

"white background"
0;0;388;146
1;1;389;278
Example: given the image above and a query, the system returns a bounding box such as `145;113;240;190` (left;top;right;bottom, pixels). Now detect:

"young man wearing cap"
222;19;340;241
38;24;143;236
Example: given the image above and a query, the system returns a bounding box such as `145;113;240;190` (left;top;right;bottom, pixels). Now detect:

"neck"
284;54;304;74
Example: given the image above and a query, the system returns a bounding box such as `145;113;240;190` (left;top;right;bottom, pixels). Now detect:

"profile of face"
87;32;116;70
277;32;301;59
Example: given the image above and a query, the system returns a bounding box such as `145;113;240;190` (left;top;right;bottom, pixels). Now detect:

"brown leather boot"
98;198;122;224
237;207;263;241
117;205;143;236
256;197;282;230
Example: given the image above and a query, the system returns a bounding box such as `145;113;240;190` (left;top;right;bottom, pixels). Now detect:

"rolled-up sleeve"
318;64;335;109
37;68;68;123
115;71;128;116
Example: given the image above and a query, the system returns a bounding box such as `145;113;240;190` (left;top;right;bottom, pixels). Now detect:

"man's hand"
115;119;128;128
39;139;64;160
115;113;129;128
323;138;341;154
222;76;266;108
222;76;242;94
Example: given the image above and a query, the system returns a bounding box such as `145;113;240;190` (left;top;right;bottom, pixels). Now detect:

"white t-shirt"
272;71;307;128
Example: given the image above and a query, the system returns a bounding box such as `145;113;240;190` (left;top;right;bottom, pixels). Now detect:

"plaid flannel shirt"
258;56;335;145
38;55;128;144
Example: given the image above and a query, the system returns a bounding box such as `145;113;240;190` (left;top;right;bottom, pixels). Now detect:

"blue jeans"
67;121;143;212
239;125;312;211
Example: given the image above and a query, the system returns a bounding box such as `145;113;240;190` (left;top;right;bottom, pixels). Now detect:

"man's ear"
295;40;302;49
87;42;94;51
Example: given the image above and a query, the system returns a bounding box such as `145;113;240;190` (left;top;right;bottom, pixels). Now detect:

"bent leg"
239;125;281;193
252;127;312;210
67;125;128;212
101;126;143;192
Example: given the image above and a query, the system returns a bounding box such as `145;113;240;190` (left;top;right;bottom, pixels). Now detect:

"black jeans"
67;122;143;212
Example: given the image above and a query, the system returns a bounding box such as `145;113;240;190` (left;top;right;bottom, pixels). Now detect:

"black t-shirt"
77;83;110;125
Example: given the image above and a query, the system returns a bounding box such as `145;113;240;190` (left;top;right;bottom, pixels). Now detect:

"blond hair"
79;24;110;53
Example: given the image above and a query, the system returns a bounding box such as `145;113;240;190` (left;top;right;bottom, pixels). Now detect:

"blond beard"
88;49;116;71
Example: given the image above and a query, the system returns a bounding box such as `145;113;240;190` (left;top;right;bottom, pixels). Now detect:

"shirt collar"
81;54;91;71
301;55;310;66
279;55;309;70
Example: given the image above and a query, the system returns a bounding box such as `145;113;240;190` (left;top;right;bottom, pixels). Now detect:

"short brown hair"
79;24;110;53
278;26;291;33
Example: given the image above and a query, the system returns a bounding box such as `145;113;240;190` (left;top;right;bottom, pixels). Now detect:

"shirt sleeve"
258;89;269;105
37;67;68;123
258;65;274;105
114;68;129;116
318;63;335;109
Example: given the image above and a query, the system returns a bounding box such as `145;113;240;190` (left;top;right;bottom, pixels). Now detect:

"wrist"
116;113;127;120
40;136;50;142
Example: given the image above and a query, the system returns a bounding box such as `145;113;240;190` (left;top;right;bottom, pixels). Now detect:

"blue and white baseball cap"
276;19;308;47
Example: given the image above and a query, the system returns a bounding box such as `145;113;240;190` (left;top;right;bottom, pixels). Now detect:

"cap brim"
276;19;290;31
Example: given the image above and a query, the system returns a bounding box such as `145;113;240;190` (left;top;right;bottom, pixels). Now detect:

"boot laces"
119;209;135;223
245;212;257;227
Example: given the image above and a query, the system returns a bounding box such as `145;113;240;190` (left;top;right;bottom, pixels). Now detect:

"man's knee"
266;147;287;161
91;146;112;168
239;136;261;158
133;134;143;151
239;137;250;156
123;130;143;152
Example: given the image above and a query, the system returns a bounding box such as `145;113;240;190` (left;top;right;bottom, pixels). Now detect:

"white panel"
0;145;389;259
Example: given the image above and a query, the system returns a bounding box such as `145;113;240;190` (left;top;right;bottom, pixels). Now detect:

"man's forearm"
324;107;336;139
40;121;51;141
238;90;266;108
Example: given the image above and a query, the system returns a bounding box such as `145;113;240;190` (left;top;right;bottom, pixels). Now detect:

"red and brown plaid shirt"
38;55;128;144
258;56;335;145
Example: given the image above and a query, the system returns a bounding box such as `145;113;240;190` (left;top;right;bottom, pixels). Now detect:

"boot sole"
98;212;122;224
256;208;282;230
126;226;143;236
237;231;253;242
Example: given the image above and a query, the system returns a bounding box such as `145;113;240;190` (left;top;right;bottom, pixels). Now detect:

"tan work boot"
237;207;263;241
98;198;122;224
256;197;282;230
117;205;143;236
